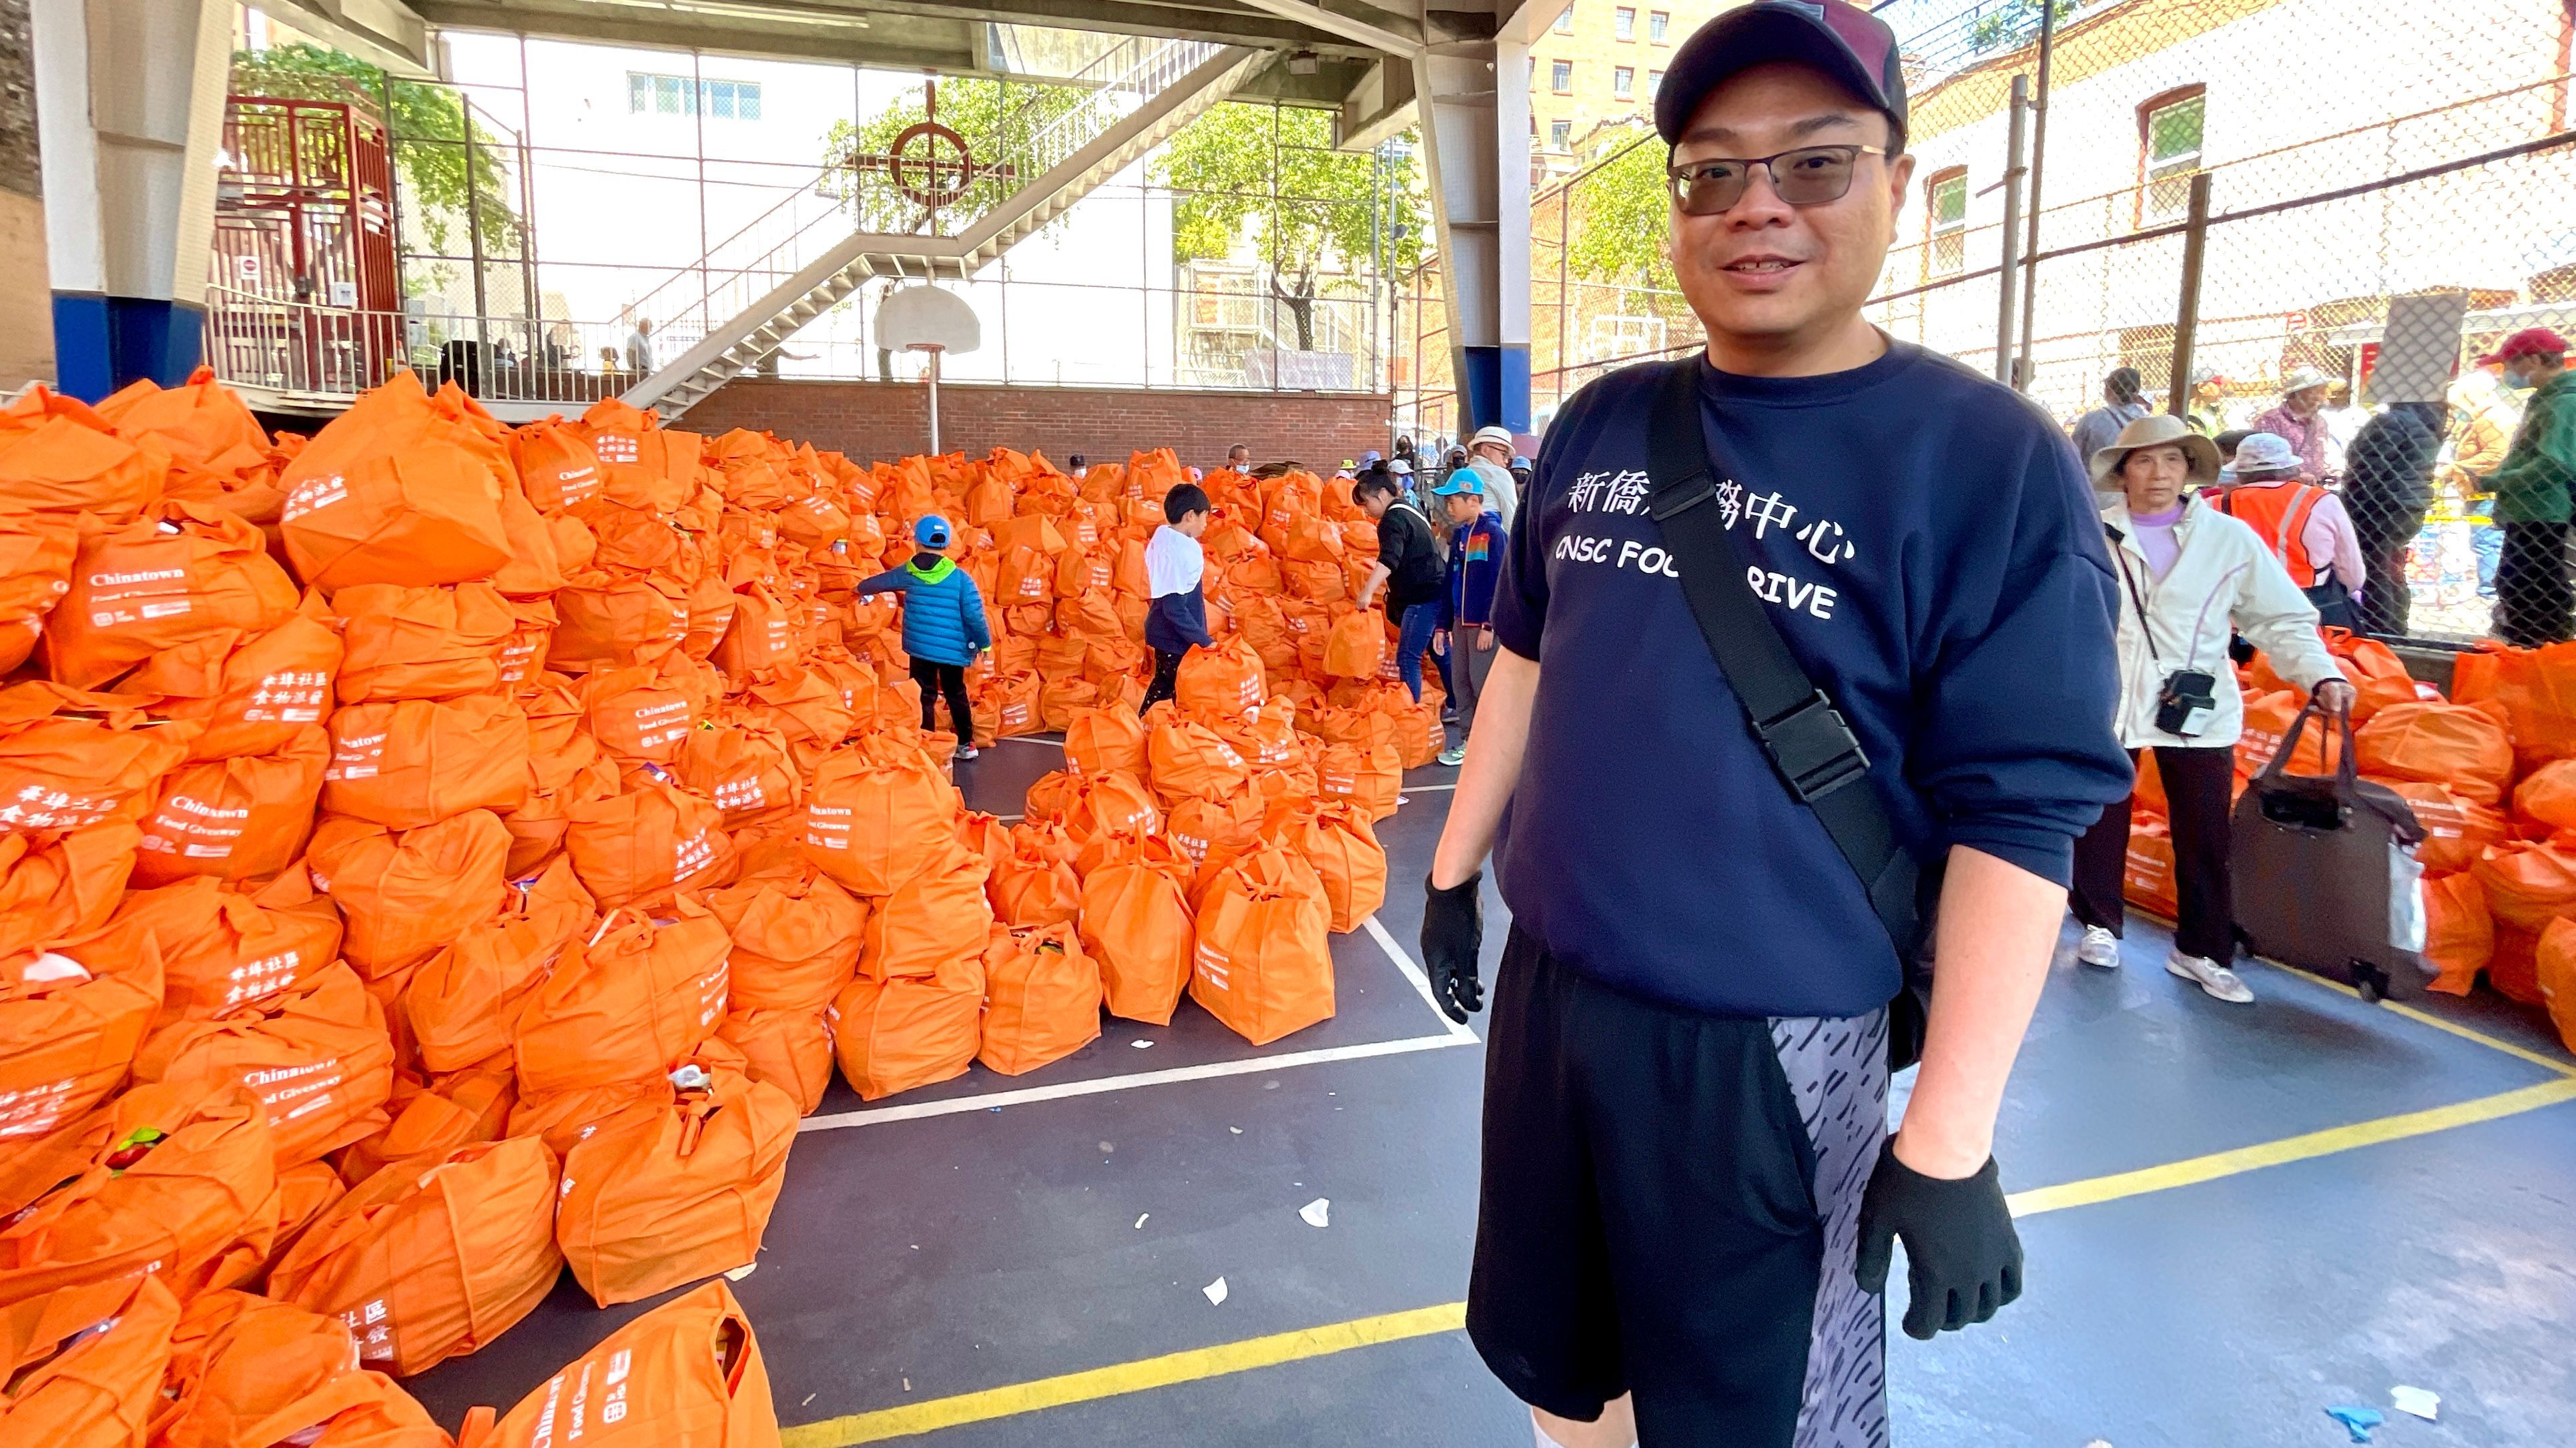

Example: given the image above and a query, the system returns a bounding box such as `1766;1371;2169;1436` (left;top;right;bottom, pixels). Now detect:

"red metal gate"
211;93;401;392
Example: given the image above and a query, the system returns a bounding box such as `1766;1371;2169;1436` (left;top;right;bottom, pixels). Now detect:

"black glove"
1853;1140;2022;1341
1419;871;1486;1023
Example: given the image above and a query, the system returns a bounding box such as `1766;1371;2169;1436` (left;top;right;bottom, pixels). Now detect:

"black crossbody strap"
2104;524;2164;666
1644;360;1920;949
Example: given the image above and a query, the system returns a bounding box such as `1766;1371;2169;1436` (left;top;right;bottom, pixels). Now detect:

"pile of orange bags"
0;362;1447;1428
2122;629;2576;1052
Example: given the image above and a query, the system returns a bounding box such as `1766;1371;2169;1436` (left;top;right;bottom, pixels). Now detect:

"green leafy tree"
230;43;523;260
822;77;1086;236
1967;0;2079;55
1153;103;1422;350
1562;126;1674;291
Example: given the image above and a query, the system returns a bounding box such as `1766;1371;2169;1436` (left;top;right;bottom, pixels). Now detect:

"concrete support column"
1413;34;1532;433
32;0;230;398
3;0;53;391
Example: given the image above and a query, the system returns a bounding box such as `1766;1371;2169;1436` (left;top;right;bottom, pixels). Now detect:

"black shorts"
1467;926;1890;1448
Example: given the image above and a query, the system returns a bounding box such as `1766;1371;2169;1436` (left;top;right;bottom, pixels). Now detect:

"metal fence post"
2166;171;2213;416
1993;73;2027;386
2014;0;2055;391
464;105;489;352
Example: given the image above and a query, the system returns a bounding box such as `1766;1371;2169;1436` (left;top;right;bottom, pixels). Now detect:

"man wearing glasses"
1415;3;2129;1445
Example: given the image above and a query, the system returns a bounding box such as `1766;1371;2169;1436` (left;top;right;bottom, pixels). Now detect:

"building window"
707;79;761;120
1650;9;1668;41
2138;86;2206;224
1615;7;1635;40
1647;69;1664;97
1550;119;1572;149
626;71;763;120
1554;3;1575;34
1926;167;1967;277
1614;66;1634;98
1552;59;1574;92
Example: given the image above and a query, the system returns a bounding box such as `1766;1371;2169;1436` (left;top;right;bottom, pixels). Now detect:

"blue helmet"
914;514;953;549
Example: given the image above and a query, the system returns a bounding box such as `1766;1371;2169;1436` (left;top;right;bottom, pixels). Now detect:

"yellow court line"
781;1078;2576;1447
2374;999;2576;1078
2235;958;2576;1080
781;1304;1467;1447
2003;1075;2576;1216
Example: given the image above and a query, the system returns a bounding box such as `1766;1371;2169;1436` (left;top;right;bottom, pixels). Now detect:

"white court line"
999;735;1065;747
797;914;1480;1133
1363;914;1482;1042
797;1032;1471;1131
1402;783;1458;792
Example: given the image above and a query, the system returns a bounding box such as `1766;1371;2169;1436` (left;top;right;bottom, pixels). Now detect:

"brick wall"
679;379;1395;470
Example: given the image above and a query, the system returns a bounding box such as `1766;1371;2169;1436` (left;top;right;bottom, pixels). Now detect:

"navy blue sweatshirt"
1490;348;2131;1018
1145;590;1214;654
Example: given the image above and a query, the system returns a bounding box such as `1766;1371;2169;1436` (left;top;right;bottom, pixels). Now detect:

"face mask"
1233;463;1250;474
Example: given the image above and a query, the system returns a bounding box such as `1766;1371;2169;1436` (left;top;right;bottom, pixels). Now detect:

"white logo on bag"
282;475;348;520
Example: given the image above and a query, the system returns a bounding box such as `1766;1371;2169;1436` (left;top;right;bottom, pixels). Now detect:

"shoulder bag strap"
2106;528;2164;666
1643;360;1919;950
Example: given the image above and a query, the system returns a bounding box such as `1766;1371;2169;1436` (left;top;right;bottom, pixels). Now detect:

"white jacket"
2102;494;2341;749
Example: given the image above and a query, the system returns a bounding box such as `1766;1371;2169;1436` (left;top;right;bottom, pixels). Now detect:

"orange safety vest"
2214;481;2329;586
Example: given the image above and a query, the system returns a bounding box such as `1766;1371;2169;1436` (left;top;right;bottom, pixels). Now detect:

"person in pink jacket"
2210;430;2365;630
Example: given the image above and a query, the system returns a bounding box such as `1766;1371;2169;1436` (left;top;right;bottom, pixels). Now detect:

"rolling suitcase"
2231;699;2433;1000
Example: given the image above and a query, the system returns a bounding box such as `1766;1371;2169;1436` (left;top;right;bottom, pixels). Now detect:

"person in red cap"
1414;2;2131;1445
2488;327;2575;644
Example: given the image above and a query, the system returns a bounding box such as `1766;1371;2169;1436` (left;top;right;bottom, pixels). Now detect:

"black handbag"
1642;361;1941;1068
2230;697;2432;1000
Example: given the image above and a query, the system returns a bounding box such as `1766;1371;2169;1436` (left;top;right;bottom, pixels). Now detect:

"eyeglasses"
1664;145;1888;216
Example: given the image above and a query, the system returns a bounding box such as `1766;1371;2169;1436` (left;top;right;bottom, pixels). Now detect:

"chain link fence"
1398;0;2576;645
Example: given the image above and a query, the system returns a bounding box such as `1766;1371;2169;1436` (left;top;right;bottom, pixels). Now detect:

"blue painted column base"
1460;344;1532;434
51;294;206;401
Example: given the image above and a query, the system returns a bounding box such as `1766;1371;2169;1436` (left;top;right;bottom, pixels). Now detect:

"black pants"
1139;647;1187;715
2495;521;2575;647
2071;745;2236;962
2352;511;2425;637
910;658;972;741
2305;582;2356;633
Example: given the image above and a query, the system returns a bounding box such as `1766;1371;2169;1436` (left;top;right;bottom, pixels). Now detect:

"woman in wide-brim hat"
2069;413;2352;1006
2086;412;2222;492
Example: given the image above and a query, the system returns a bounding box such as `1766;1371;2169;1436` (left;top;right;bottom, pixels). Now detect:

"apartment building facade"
1530;0;1752;174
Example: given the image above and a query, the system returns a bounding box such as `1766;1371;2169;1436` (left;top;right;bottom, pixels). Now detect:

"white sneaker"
954;745;980;761
2077;926;2122;968
2166;950;2255;1004
1437;744;1467;767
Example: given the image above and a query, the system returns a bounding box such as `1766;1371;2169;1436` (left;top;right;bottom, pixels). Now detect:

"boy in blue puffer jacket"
858;514;992;758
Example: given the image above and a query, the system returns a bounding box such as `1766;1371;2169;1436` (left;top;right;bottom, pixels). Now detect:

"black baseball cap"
1654;0;1909;152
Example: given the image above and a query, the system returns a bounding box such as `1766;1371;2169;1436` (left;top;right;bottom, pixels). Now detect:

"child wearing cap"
856;514;992;759
1432;472;1506;767
1141;483;1215;713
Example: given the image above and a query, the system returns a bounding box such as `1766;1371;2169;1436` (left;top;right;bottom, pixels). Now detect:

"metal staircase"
625;38;1262;419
